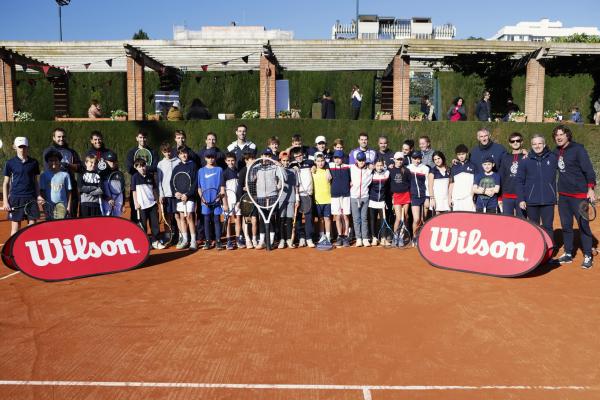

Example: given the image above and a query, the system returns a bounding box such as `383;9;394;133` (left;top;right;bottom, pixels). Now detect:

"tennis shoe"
557;253;573;264
298;238;306;247
307;239;315;248
343;237;350;247
278;240;286;249
189;241;198;251
202;241;210;250
151;241;165;250
237;236;246;249
372;238;379;246
355;239;363;247
286;239;295;248
363;239;371;247
255;241;265;250
176;240;189;250
252;239;259;249
216;241;224;251
226;240;234;250
581;255;593;269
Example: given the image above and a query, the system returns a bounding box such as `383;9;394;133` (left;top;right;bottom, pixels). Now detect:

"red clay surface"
1;211;599;400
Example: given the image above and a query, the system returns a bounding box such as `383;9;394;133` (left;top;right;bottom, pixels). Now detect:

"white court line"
0;271;19;280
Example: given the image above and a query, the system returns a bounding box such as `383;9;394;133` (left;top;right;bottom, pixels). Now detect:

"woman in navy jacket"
516;134;558;241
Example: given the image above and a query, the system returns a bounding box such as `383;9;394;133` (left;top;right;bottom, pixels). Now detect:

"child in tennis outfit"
132;158;165;250
449;144;476;212
171;146;198;250
40;150;71;220
277;151;299;249
368;159;390;246
197;148;227;251
329;150;351;247
473;157;501;213
157;142;181;247
291;147;315;248
238;149;258;248
350;151;372;247
407;151;429;245
388;152;411;235
100;151;123;217
223;152;243;250
78;154;104;218
2;137;42;236
312;153;333;243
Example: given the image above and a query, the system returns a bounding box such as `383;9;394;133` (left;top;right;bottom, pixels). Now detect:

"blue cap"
204;148;216;157
356;151;366;161
262;148;273;155
333;150;344;158
411;151;422;159
482;156;495;164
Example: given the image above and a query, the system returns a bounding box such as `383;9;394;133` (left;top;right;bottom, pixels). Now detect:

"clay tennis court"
0;212;599;400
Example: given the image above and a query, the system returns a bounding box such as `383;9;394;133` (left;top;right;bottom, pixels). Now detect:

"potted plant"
277;110;292;119
13;111;34;121
543;110;561;123
146;111;161;121
290;108;301;119
241;110;260;119
509;111;527;123
111;109;128;121
409;111;425;122
376;111;392;120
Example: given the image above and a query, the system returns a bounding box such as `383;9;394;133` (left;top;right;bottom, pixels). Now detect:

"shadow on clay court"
137;250;195;270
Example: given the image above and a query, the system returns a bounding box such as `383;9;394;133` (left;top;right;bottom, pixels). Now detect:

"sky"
1;0;598;41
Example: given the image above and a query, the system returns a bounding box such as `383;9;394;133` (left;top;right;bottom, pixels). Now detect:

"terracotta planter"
377;114;392;120
543;117;556;123
114;115;127;121
409;115;424;122
512;115;527;123
146;114;160;121
291;109;301;119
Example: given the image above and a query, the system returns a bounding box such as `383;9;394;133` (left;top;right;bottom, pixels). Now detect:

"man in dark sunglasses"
500;132;527;217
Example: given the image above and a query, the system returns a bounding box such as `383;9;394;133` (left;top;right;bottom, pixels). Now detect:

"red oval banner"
3;217;150;281
417;212;547;277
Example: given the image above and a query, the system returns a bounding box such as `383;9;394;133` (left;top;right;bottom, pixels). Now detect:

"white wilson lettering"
429;227;526;261
24;235;138;267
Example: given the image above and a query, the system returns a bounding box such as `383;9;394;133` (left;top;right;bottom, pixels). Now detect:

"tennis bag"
1;217;150;281
417;212;551;277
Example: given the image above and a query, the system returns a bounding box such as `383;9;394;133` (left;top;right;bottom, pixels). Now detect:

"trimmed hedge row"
1;121;599;179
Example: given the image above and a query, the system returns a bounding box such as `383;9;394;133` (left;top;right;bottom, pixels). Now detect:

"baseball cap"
482;156;495;164
356;151;366;161
105;150;118;162
44;150;62;162
333;150;344;159
14;137;28;147
393;151;404;160
262;148;273;156
315;135;327;144
204;148;216;157
279;151;289;161
411;151;423;159
242;147;256;156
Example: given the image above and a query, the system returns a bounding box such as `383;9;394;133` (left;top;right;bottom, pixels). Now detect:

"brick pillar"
260;55;276;119
525;58;545;123
126;55;145;121
0;58;16;121
392;55;410;121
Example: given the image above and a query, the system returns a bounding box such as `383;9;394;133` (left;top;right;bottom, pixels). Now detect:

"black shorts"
8;196;40;222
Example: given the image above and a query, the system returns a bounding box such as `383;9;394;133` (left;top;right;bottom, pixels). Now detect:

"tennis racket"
58;148;74;171
173;171;192;217
104;170;125;216
413;204;425;247
379;207;395;249
134;147;153;167
395;213;412;249
159;201;174;247
239;192;255;224
136;209;145;232
579;199;597;221
200;188;221;214
246;158;285;251
44;201;67;220
222;189;239;242
478;175;497;213
9;200;39;220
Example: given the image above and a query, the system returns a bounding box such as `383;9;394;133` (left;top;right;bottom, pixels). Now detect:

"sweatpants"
295;195;314;240
502;197;524;218
558;195;593;256
351;197;369;240
140;204;160;241
368;207;384;240
203;213;222;243
527;204;554;242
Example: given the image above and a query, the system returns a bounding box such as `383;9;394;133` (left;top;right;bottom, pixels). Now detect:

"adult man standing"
85;130;114;176
126;130;160;222
500;132;527;217
553;125;596;269
469;128;507;174
375;135;394;168
42;128;81;217
348;132;376;165
475;90;492;122
227;124;256;170
198;132;226;169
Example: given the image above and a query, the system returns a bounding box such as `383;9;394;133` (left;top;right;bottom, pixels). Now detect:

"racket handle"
183;201;188;217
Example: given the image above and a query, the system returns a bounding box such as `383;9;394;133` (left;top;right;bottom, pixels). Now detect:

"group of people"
1;124;596;268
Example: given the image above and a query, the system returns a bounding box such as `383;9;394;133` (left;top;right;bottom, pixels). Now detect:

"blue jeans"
351;197;369;239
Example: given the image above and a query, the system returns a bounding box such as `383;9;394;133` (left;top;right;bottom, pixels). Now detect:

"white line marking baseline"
0;381;592;391
0;271;19;280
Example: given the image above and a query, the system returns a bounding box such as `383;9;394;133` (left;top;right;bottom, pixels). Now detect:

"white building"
332;16;456;40
489;19;600;42
173;24;294;40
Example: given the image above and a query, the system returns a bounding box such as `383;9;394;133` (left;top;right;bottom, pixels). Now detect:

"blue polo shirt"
3;156;40;198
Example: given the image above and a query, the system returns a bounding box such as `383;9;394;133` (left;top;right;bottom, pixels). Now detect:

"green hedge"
15;72;54;120
2;121;599;181
68;72;127;117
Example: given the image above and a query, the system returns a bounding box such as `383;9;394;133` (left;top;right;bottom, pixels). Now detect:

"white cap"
315;135;327;144
393;151;404;159
173;101;180;108
14;137;29;147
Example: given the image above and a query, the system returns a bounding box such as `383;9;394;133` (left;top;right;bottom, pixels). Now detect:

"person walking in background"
351;85;362;120
421;96;436;121
321;91;336;119
475;90;492;122
594;97;600;125
570;107;584;124
447;97;467;121
87;99;102;119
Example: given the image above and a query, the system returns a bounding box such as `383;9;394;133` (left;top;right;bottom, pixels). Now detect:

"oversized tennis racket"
173;171;192;217
478;175;497;213
104;170;125;216
44;201;67;220
579;199;597;222
246;158;285;251
134;147;153;167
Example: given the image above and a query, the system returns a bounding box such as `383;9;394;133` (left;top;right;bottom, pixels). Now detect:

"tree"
132;29;150;40
553;33;600;43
